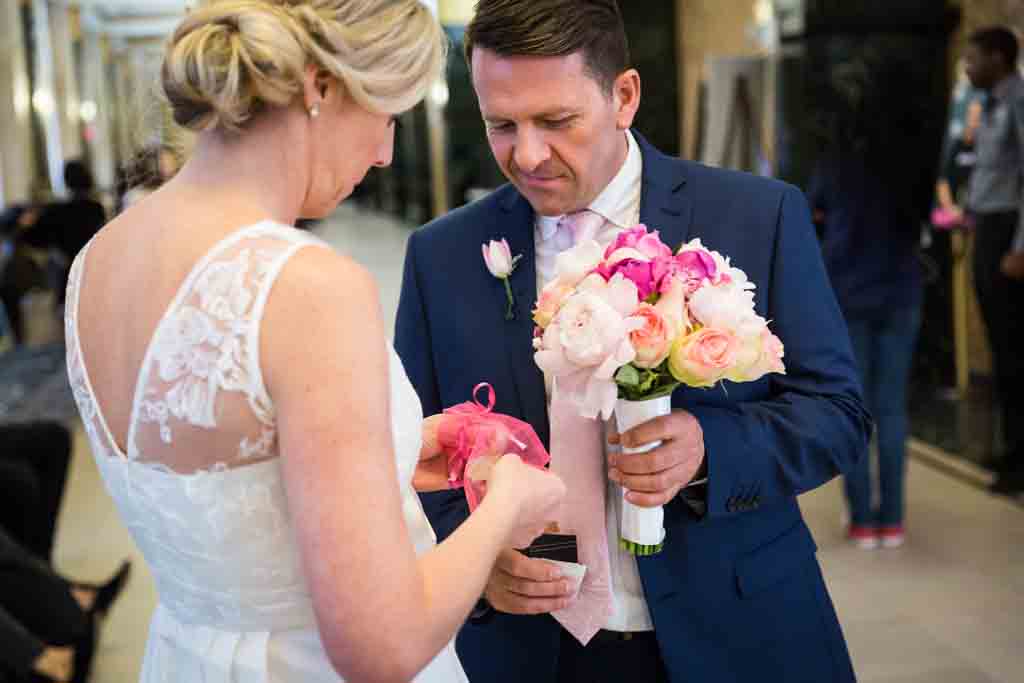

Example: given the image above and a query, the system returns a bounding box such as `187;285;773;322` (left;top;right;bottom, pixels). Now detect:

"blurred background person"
0;422;73;564
963;26;1024;496
0;207;49;346
17;162;106;308
809;153;922;550
807;47;935;549
0;526;130;683
936;98;983;224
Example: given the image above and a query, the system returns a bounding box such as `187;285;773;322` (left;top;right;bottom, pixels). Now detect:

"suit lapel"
495;192;551;447
635;132;694;251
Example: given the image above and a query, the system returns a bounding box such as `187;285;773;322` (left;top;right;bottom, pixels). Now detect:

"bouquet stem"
614;396;671;556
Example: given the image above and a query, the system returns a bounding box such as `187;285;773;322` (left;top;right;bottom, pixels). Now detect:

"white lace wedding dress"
65;221;468;682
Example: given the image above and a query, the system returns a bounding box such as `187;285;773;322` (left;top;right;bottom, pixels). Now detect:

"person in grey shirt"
965;26;1024;496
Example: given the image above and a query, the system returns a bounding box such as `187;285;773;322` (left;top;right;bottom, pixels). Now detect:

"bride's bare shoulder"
274;244;379;308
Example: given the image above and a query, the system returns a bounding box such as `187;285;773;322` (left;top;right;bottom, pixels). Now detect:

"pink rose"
727;329;786;382
752;330;786;377
629;304;674;368
668;327;739;388
604;225;673;261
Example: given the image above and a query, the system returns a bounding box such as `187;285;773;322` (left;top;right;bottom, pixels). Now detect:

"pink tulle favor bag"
437;383;550;510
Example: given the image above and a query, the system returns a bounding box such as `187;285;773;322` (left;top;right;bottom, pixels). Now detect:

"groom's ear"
613;69;641;131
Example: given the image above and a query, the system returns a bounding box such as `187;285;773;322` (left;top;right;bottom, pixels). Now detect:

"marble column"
49;1;83;163
30;0;65;195
0;0;36;205
79;9;115;198
110;45;135;167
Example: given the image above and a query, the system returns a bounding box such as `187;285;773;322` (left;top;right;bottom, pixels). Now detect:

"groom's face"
471;48;638;217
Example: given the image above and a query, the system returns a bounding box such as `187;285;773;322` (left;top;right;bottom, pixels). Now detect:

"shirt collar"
536;130;642;242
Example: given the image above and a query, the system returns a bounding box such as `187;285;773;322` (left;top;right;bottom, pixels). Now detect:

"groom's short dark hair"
465;0;631;94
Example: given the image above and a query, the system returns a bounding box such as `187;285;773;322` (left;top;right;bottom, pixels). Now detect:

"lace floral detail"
239;426;276;461
135;246;280;454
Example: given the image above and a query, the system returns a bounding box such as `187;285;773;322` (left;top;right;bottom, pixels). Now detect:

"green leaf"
615;364;641;387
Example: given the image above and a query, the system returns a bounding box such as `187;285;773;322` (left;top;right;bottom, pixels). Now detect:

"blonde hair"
162;0;445;133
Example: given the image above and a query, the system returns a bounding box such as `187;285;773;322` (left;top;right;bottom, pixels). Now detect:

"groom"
396;1;870;681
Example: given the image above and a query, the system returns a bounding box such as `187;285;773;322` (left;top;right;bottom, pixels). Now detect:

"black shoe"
75;560;132;619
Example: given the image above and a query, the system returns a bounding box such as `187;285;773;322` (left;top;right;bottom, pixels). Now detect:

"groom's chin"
515;187;570;217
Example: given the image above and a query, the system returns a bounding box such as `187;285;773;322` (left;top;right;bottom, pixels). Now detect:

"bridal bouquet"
533;225;786;555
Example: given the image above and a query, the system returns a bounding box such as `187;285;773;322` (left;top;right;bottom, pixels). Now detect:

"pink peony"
675;249;718;295
668;327;739;388
552;240;605;289
604;225;673;261
629;304;674;368
533;281;574;329
596;258;657;300
534;274;643;419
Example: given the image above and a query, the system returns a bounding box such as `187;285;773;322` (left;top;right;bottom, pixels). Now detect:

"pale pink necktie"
553;209;606;251
547;209;615;645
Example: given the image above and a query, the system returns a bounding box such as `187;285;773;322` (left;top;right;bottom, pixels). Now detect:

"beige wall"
0;0;35;205
676;0;762;160
439;0;475;26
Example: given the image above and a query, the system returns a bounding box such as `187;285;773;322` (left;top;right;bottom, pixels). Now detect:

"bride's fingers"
412;457;449;492
419;415;445;460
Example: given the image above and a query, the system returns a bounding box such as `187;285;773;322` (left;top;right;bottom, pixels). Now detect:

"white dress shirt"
535;130;654;632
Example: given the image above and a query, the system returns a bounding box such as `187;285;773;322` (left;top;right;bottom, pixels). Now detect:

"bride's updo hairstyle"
162;0;444;133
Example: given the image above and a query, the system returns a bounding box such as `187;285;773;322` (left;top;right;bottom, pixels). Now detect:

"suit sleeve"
394;231;470;542
687;185;872;519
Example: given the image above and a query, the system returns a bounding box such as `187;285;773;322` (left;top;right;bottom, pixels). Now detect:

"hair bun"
161;1;306;133
161;0;446;134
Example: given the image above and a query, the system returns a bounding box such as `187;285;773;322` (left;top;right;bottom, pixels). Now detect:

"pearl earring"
309;103;320;118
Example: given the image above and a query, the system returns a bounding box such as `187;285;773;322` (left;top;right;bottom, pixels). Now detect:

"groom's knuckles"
620;470;674;493
502;552;558;581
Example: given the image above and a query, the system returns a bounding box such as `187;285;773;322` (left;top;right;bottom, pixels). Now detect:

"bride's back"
72;197;312;474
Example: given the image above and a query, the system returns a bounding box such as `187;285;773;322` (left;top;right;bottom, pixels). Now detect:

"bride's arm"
262;249;555;683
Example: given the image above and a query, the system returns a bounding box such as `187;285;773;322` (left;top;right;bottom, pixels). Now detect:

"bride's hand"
413;415;449;492
487;454;565;549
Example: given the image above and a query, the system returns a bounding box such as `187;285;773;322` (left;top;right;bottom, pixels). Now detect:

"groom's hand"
484;549;576;615
607;410;706;508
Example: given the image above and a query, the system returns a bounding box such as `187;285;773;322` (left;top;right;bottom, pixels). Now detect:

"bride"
65;1;566;681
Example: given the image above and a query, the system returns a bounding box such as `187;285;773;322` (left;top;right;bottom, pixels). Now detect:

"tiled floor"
51;205;1024;682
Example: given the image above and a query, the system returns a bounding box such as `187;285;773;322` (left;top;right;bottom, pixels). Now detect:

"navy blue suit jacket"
395;134;869;682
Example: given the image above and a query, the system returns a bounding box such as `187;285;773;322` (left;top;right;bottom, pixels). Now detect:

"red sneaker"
847;524;879;549
878;525;905;548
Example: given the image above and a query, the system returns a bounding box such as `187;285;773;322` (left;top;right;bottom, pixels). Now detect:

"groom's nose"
512;127;551;174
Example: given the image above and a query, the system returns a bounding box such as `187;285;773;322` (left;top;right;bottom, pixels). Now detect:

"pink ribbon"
438;383;549;510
